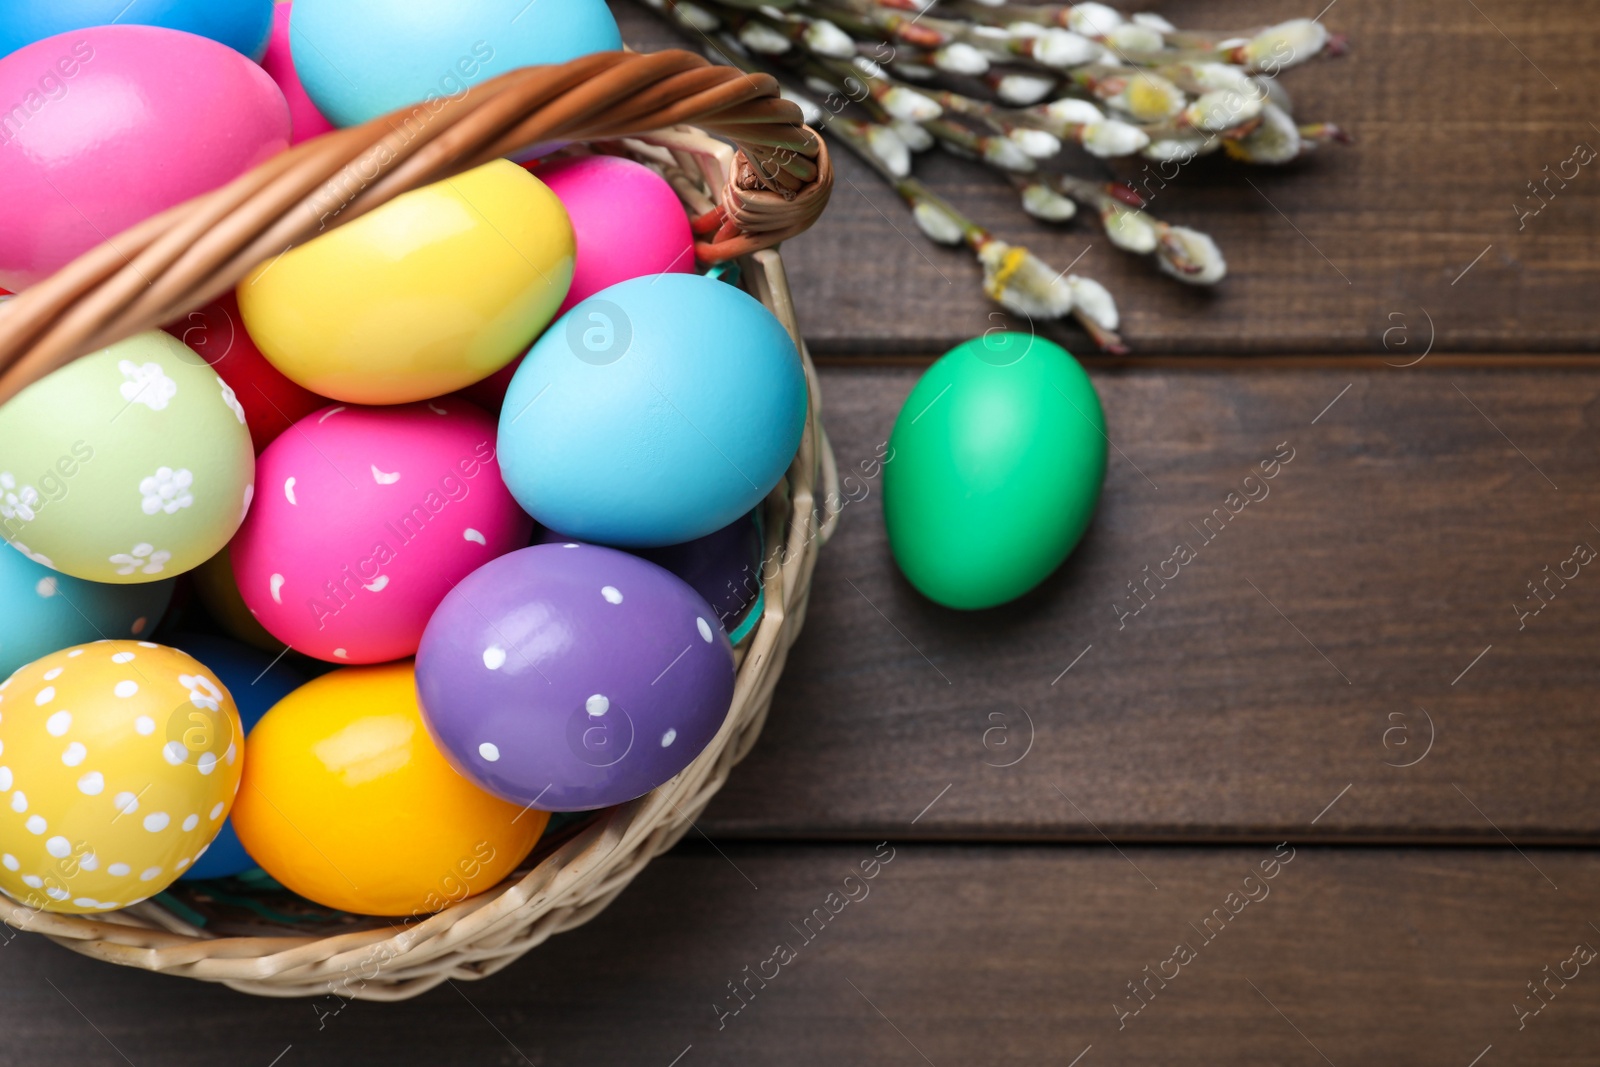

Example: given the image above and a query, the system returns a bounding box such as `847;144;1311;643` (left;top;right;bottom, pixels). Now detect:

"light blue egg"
0;543;173;677
290;0;621;128
0;0;274;61
499;274;808;547
171;633;304;881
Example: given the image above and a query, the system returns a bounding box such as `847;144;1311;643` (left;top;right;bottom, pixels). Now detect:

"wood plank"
7;845;1600;1064
699;364;1600;842
614;0;1600;355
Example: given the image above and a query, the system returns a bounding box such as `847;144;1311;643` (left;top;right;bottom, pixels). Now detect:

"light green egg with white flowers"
0;331;255;583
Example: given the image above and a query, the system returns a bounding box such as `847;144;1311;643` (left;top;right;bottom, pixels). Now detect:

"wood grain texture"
698;364;1600;842
615;0;1600;355
7;845;1600;1065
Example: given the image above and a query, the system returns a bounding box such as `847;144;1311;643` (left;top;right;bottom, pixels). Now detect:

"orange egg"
230;662;546;916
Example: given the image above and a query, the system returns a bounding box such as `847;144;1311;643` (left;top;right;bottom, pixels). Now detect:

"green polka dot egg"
0;331;255;583
0;640;243;913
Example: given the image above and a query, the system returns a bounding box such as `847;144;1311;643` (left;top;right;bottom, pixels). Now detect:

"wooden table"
9;1;1600;1063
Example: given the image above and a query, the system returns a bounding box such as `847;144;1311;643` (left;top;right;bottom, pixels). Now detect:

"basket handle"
0;49;832;405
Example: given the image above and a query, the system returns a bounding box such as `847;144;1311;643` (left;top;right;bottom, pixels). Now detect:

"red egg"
165;292;328;452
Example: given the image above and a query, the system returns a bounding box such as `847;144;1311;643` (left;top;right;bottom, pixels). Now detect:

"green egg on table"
0;331;255;584
882;332;1107;610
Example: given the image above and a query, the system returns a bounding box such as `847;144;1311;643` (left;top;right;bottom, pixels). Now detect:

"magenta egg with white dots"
415;543;735;811
230;399;532;663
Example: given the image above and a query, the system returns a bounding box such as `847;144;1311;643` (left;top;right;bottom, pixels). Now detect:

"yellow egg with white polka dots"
0;640;243;914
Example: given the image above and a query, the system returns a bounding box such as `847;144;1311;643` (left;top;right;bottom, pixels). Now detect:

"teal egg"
882;332;1107;610
0;542;174;677
291;0;622;127
498;274;808;547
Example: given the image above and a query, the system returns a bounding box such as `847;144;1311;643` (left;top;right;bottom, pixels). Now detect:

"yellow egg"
0;641;243;914
237;158;575;405
231;662;546;916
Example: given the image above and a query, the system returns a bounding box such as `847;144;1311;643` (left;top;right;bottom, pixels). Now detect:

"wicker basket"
0;49;838;999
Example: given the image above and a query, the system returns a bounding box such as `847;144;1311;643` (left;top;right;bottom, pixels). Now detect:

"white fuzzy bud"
1106;22;1163;53
1142;134;1213;162
804;76;836;97
913;201;965;245
804;19;856;58
1068;2;1125;38
892;62;936;80
852;55;887;79
1185;87;1263;131
892;118;935;151
1225;101;1300;163
865;124;912;177
1008;127;1062;159
1046;98;1104;126
1190;62;1254;94
1021;183;1078;221
997;73;1056;106
883;85;942;122
737;22;791;54
933;42;989;75
1108;71;1186;121
1081;118;1149;157
1155;225;1227;284
983;136;1036;171
1131;12;1175;32
1006;20;1044;37
1243;18;1329;73
1102;206;1158;253
979;241;1075;319
1033;29;1100;68
1067;274;1119;330
677;1;719;31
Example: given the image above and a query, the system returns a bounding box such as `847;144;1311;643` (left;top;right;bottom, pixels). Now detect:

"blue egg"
290;0;621;128
170;633;305;880
0;0;274;61
0;543;173;677
499;274;808;547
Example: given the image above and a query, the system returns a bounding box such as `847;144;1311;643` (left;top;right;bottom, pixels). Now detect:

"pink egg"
540;155;696;315
230;398;533;664
461;156;695;411
0;25;290;291
259;2;334;145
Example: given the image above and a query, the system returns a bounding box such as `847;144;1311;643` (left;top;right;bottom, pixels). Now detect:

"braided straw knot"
695;135;834;262
0;49;833;404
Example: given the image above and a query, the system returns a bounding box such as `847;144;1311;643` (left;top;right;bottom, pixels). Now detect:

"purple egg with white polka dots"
415;543;735;811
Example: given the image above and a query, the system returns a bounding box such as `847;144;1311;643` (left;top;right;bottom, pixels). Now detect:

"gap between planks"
813;352;1600;370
